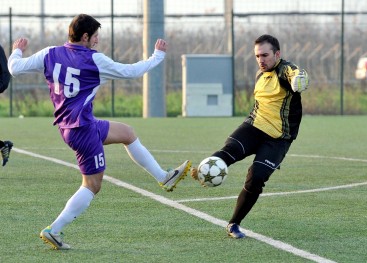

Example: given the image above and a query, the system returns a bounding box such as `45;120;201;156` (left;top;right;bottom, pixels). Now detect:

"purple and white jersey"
8;43;165;128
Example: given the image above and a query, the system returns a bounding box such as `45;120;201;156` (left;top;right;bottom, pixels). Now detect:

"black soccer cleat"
1;140;13;166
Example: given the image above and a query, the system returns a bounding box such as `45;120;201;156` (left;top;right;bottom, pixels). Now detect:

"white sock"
50;186;94;234
125;138;167;182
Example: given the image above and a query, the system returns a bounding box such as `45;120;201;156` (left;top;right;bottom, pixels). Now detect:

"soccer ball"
197;157;228;187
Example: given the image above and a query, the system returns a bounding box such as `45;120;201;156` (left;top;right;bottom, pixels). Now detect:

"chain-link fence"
1;0;367;117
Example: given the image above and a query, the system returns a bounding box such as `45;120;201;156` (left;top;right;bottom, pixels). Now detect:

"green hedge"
1;86;367;117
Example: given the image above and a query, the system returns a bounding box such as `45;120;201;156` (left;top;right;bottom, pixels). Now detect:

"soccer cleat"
160;160;191;192
40;226;71;250
190;167;206;187
227;223;246;239
190;167;199;180
0;140;13;167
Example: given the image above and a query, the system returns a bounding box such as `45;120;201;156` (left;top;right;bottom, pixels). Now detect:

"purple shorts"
59;120;110;175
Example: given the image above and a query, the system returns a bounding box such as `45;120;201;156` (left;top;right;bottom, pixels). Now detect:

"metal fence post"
8;7;13;117
340;0;345;115
111;0;115;117
143;0;165;117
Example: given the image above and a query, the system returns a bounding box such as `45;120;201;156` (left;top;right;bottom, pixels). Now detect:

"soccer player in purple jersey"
8;14;191;250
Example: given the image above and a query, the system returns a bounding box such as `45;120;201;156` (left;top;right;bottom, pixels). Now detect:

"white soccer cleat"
40;226;71;250
160;160;191;192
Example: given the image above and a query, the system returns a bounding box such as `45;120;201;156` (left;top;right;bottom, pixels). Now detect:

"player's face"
87;31;99;49
254;42;280;72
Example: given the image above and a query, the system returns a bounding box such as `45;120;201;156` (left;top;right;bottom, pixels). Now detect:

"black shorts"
214;122;292;170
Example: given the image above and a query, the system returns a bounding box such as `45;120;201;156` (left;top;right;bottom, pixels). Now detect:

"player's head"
68;14;101;47
254;34;281;72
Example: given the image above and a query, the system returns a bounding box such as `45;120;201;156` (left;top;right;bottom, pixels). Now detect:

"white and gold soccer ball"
197;156;228;187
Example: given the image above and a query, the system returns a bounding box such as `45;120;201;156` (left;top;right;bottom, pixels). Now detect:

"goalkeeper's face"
254;42;280;72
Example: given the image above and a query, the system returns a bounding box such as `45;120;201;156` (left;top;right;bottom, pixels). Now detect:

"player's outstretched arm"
8;38;51;76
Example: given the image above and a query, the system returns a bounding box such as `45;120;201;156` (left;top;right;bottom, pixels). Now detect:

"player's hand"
155;39;167;52
12;38;29;52
291;69;309;92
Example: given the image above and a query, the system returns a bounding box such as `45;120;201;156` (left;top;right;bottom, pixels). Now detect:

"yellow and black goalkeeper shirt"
245;59;302;140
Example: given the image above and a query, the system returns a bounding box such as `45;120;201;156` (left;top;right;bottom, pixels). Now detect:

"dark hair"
68;14;101;42
254;34;280;53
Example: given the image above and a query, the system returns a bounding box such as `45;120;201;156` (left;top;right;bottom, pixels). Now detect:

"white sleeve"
8;47;52;76
93;49;165;83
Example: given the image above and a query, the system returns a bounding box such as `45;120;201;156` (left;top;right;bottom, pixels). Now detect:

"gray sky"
1;0;366;15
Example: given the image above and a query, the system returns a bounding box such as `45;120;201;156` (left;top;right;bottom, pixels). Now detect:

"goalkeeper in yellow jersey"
192;34;309;238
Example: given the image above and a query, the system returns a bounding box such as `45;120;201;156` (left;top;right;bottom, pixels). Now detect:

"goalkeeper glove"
291;69;309;92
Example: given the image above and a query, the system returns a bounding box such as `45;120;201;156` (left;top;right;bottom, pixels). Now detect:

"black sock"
229;188;260;225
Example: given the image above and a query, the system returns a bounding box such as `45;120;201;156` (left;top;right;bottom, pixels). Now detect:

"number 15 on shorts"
94;153;105;169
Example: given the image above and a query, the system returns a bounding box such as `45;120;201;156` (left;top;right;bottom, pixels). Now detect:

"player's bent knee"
122;124;136;144
218;137;246;165
108;122;137;145
82;173;103;194
244;163;274;194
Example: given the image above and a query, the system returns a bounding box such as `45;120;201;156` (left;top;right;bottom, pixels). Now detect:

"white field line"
289;153;367;163
149;150;367;164
152;151;367;203
176;181;367;203
13;147;337;263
